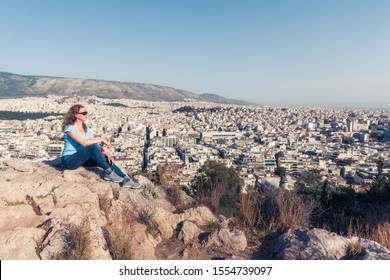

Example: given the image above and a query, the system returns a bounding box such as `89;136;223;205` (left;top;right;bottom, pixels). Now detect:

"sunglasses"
78;111;88;115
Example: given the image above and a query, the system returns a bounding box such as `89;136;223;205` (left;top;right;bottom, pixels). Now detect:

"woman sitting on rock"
61;104;141;189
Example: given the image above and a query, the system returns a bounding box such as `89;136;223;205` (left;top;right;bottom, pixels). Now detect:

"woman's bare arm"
67;131;112;148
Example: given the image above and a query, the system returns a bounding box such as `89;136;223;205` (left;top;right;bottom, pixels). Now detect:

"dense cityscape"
1;95;390;192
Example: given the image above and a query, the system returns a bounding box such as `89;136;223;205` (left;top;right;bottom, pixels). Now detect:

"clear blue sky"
1;0;389;108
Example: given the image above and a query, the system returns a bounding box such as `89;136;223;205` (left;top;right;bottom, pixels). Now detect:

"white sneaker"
103;170;124;183
122;176;141;189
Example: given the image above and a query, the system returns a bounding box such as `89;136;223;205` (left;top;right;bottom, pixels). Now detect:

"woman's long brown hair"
62;104;87;132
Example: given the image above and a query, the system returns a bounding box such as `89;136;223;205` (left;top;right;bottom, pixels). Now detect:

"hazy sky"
1;0;389;108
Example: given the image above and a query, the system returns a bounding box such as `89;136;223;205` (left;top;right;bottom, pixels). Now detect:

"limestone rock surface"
270;228;390;260
205;228;248;251
0;160;224;260
2;159;388;260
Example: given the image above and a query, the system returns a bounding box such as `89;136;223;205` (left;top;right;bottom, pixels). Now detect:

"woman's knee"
89;143;101;151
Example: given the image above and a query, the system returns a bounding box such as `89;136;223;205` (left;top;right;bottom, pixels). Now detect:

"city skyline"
1;0;389;108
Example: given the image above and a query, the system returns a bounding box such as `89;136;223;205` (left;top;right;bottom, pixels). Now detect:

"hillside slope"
0;72;254;104
0;158;388;260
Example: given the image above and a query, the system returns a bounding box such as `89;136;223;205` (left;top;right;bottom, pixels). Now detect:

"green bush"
191;160;243;217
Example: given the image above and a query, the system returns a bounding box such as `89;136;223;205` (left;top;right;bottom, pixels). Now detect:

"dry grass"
348;217;390;250
258;188;314;231
195;177;228;214
210;181;227;212
137;206;159;237
103;223;134;260
193;176;206;209
137;206;156;224
156;163;181;186
98;195;112;218
240;190;259;229
167;184;190;211
206;219;221;232
346;241;365;260
101;206;137;260
238;190;266;247
167;185;183;208
51;220;91;260
366;223;390;250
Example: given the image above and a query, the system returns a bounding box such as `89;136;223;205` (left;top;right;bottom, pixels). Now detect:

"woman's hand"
102;150;115;165
101;139;112;149
106;154;115;165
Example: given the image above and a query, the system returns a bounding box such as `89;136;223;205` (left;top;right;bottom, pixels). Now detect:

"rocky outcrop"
269;228;390;260
1;158;389;260
177;221;203;245
0;158;248;260
205;228;247;251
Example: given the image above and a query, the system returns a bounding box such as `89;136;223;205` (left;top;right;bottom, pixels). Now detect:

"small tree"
192;160;243;217
306;169;323;187
274;167;287;187
369;157;390;201
320;179;332;209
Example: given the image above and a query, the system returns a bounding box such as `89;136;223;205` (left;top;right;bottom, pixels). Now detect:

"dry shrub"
137;206;156;224
240;190;259;229
157;164;188;210
193;176;206;208
195;177;228;214
367;222;390;250
167;184;186;210
157;163;181;186
206;219;221;232
104;223;134;260
98;195;112;218
346;241;365;260
210;181;227;212
137;206;160;237
258;188;314;231
102;206;137;260
52;220;91;260
348;217;390;250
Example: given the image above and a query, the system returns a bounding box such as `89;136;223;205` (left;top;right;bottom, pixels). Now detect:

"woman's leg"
82;155;126;178
62;144;110;171
82;157;99;168
111;164;126;178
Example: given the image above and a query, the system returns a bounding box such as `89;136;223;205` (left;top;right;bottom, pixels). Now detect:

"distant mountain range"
198;93;255;105
0;72;256;105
